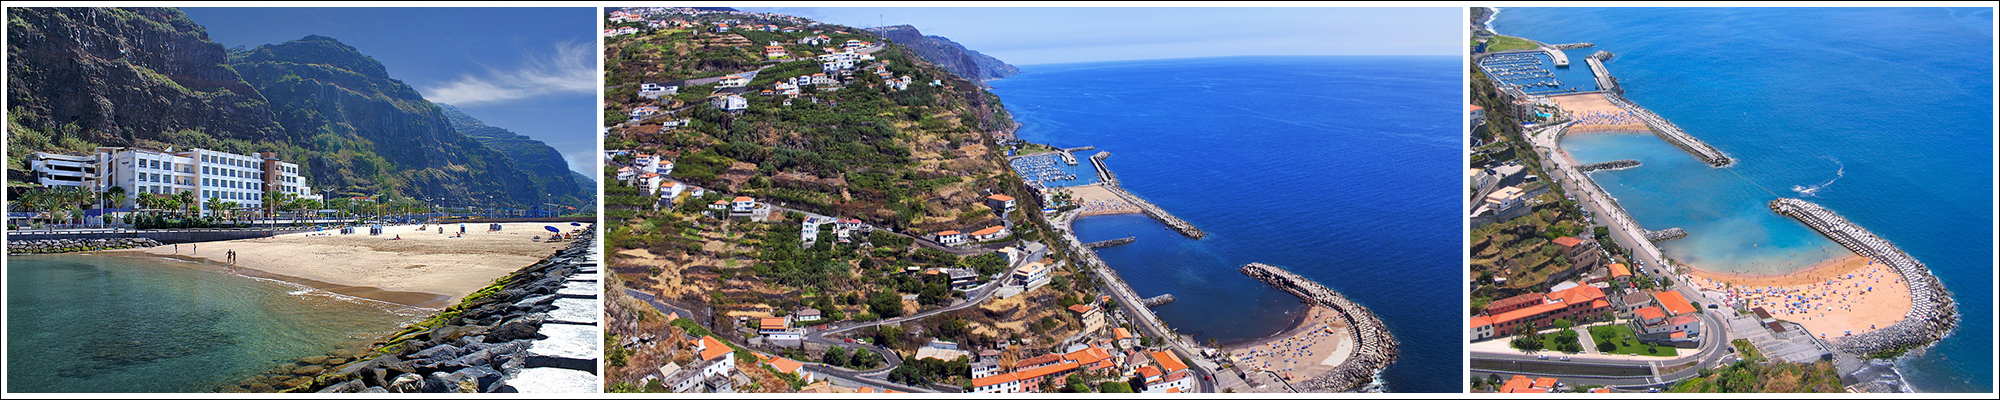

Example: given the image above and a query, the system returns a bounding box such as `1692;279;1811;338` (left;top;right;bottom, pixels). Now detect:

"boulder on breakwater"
238;228;601;393
7;237;162;254
1239;263;1398;392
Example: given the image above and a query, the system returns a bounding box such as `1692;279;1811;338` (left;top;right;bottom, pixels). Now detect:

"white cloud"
419;40;594;106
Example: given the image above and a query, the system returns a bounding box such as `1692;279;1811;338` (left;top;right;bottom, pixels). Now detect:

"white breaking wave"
1790;157;1845;197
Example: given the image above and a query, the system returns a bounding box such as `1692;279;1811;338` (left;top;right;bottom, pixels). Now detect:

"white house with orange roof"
985;193;1018;212
730;196;757;213
936;230;967;246
968;225;1010;241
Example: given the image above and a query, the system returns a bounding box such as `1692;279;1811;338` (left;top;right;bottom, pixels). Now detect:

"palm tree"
219;201;241;226
173;190;196;218
205;196;226;220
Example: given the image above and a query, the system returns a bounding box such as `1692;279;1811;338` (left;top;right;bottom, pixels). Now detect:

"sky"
742;7;1463;65
181;7;599;179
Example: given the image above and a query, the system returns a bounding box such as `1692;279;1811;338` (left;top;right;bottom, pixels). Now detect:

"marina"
1006;151;1094;187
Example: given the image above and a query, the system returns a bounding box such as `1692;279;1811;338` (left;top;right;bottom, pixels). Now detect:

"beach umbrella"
545;226;560;233
570;222;582;226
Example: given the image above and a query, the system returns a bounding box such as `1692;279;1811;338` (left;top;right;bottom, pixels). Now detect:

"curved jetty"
1770;199;1957;357
291;228;602;393
1607;93;1733;167
1239;263;1397;392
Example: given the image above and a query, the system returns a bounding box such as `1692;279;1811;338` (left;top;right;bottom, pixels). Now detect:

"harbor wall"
1240;263;1398;392
1604;93;1733;167
1769;199;1957;358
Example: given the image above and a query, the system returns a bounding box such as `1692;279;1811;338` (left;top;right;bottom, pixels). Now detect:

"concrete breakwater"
1643;227;1687;242
1585;51;1618;93
1606;93;1734;167
1105;185;1206;240
1084;236;1135;249
1239;263;1397;392
1769;199;1957;358
1089;151;1116;184
8;237;160;254
1579;159;1641;172
1086;149;1205;239
1553;42;1596;50
277;228;602;393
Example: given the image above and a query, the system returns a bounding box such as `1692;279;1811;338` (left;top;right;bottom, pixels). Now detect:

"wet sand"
1224;305;1354;382
1687;254;1910;338
115;223;583;307
1065;185;1139;216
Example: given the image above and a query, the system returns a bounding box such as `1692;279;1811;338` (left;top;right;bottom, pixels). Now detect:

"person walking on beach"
174;244;180;254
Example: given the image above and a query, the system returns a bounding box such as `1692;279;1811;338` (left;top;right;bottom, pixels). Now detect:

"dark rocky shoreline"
8;237;161;254
222;227;601;393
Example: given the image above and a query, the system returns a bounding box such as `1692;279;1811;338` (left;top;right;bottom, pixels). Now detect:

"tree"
1099;381;1133;393
823;346;848;367
868;288;904;318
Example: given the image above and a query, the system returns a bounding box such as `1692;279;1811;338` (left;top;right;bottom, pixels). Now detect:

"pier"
1058;149;1078;165
1089;151;1116;184
1578;159;1641;172
1769;198;1958;358
1585;51;1618;93
1543;47;1569;67
1084;236;1135;249
1606;93;1734;167
1239;263;1398;392
1643;227;1687;242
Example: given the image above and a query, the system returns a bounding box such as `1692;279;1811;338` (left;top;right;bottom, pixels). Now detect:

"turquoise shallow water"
991;55;1461;392
7;254;419;392
1503;7;1992;392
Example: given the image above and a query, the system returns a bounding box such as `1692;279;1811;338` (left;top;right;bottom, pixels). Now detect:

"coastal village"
597;7;1397;394
1464;8;1953;393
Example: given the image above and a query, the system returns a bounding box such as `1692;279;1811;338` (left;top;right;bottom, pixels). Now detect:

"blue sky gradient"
182;7;599;178
744;7;1462;65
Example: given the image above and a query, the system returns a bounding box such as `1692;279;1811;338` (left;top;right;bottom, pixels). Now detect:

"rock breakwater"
1239;263;1397;392
247;227;601;393
1769;199;1957;359
8;237;161;254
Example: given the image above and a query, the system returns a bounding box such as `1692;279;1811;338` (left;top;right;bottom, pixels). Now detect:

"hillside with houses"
601;7;1184;395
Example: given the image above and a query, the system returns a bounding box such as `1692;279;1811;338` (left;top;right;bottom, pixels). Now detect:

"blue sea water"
1501;7;1994;393
990;56;1461;393
7;254;419;392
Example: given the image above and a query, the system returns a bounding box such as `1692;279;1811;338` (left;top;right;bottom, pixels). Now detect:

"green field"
1588;324;1676;357
1484;35;1541;52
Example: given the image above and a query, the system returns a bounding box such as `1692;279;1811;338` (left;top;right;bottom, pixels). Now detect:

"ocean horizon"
990;55;1462;393
1500;7;1993;392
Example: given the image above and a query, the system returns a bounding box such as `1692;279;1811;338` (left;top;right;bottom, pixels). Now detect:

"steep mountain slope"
6;7;283;164
869;25;1019;83
439;103;595;205
226;35;546;205
6;7;586;208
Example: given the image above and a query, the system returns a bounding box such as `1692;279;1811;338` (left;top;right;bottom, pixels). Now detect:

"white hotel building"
28;147;318;215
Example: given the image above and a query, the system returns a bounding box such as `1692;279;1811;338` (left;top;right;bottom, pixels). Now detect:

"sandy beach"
117;222;585;307
1064;185;1139;216
1549;93;1649;133
1224;305;1355;383
1687;254;1910;339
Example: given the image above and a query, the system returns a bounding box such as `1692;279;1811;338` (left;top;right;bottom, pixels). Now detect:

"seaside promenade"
1055;210;1222;392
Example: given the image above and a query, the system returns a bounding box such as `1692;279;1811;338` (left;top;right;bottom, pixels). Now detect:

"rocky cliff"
869;25;1019;83
6;7;283;154
8;8;587;209
438;104;594;207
